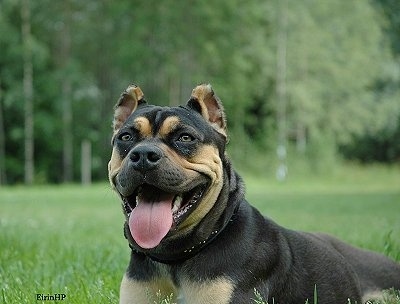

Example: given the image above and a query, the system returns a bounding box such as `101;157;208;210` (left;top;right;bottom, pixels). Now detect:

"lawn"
1;166;399;303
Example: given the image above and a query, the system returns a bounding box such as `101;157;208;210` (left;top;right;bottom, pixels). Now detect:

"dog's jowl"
109;84;400;304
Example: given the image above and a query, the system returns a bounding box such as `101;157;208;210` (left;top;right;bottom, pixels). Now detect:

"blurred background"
0;0;399;185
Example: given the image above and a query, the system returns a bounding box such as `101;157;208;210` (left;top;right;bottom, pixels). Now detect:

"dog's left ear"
113;84;146;132
187;84;227;137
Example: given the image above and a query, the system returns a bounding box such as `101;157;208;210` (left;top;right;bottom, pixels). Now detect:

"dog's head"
108;84;229;251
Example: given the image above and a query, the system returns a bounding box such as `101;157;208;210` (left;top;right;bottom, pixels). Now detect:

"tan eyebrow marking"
134;117;152;137
159;116;180;138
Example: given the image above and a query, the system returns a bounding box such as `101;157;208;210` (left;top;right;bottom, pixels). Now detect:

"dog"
108;84;400;304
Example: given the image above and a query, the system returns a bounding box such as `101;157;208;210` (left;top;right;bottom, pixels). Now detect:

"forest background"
0;0;399;185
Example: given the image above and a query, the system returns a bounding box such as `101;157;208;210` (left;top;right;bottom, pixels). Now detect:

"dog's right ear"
113;84;146;132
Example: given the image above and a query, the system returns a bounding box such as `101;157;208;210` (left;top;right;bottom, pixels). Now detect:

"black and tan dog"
108;84;400;304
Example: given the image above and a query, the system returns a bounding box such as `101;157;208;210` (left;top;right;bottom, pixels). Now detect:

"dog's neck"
129;204;240;264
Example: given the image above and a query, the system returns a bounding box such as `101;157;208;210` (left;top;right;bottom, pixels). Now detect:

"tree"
0;79;6;184
0;0;399;184
275;0;289;180
21;0;34;185
59;1;73;183
275;1;394;156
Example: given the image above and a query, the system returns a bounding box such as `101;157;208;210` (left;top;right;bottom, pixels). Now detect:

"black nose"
129;145;163;172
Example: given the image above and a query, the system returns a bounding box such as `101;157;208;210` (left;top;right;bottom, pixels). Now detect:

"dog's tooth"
173;196;182;207
123;201;132;215
192;190;203;202
172;195;183;213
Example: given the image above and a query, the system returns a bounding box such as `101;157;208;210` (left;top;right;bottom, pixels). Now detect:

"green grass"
251;288;400;304
0;185;126;303
1;166;399;303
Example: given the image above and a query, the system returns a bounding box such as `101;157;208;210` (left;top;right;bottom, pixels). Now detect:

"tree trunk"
81;140;91;186
0;79;7;184
275;0;288;181
21;0;34;185
62;80;73;182
296;122;307;153
60;2;73;183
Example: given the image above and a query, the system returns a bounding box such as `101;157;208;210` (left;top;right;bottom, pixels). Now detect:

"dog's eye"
119;133;132;141
178;134;194;142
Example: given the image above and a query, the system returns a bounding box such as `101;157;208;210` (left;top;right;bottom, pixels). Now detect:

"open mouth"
121;183;207;249
122;183;206;225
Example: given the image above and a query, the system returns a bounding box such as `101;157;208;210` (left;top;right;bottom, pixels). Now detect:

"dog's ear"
187;84;227;137
113;84;146;132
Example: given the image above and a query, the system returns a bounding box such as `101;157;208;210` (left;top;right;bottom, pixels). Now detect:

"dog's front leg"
119;274;177;304
180;277;235;304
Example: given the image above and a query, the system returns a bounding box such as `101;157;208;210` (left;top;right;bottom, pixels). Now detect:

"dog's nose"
129;145;163;172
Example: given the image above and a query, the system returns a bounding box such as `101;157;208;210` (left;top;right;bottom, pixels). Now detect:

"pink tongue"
129;198;173;249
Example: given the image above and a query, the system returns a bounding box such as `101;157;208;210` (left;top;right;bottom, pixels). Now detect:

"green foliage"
380;289;400;304
252;288;271;304
250;287;400;304
384;230;400;261
0;0;399;184
149;287;400;303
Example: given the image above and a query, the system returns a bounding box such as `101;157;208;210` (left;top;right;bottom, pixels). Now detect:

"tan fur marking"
108;148;123;185
181;277;234;304
162;144;223;234
362;290;384;303
119;274;177;304
134;116;152;138
181;145;223;231
126;85;144;102
159;116;180;138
